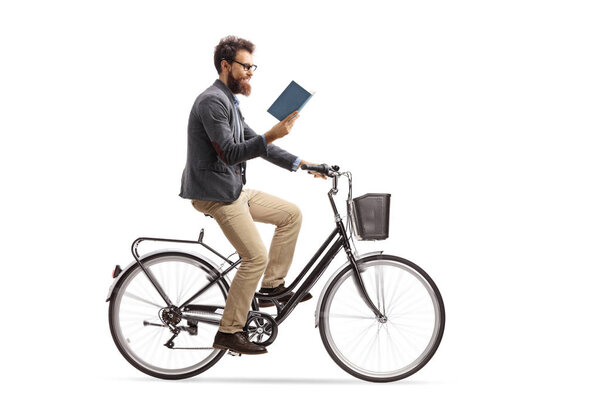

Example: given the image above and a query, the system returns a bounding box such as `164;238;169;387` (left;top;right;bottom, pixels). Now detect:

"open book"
267;80;315;121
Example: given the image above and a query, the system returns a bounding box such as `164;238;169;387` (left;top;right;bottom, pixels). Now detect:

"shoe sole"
212;344;268;355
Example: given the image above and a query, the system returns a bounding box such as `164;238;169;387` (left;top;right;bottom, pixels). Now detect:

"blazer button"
235;169;240;174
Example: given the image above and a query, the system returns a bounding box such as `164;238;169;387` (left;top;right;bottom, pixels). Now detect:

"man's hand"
265;111;299;144
299;160;328;179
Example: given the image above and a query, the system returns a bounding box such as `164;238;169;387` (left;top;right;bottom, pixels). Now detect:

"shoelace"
239;331;251;343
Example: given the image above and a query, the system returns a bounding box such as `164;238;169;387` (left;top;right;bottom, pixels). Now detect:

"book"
267;80;314;121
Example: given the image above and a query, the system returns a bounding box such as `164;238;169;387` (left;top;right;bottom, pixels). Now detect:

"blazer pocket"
197;159;229;173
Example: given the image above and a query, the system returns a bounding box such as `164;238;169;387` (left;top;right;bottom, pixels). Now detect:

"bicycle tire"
108;252;229;380
318;254;445;382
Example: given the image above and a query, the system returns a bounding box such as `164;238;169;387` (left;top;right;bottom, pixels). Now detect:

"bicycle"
106;164;445;383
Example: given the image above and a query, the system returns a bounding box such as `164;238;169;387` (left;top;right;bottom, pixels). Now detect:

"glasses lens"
232;60;257;72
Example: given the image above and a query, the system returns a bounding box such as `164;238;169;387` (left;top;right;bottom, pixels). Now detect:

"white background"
1;0;599;398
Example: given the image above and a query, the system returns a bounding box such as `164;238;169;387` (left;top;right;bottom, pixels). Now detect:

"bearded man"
179;36;324;355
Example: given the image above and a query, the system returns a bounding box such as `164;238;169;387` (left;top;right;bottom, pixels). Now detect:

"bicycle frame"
130;171;385;328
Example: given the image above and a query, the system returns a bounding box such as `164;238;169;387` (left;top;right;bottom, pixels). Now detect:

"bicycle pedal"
227;350;242;357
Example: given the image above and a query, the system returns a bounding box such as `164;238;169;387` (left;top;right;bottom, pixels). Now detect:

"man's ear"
220;59;230;72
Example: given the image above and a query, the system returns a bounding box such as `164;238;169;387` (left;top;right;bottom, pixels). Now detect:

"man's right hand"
265;111;299;144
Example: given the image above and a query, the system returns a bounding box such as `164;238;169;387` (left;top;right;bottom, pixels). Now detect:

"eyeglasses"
223;58;258;72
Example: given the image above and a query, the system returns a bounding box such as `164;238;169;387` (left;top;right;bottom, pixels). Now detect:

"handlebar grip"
301;163;332;176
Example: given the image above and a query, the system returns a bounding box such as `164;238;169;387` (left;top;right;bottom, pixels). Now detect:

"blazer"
179;79;299;202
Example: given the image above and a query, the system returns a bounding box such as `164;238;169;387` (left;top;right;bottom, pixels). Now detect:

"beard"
227;69;252;96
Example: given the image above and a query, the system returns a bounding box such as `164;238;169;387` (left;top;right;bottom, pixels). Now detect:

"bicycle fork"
337;220;385;320
346;250;385;320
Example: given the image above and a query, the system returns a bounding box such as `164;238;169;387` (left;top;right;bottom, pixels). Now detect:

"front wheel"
318;255;445;382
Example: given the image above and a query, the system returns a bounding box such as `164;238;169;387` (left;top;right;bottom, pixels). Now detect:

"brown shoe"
212;331;267;355
258;284;313;308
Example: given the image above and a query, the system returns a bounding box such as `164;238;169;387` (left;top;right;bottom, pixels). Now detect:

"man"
179;36;325;355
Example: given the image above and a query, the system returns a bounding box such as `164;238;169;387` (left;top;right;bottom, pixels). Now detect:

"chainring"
244;311;278;346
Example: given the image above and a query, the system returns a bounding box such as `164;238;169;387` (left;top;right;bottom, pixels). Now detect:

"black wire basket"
350;193;391;241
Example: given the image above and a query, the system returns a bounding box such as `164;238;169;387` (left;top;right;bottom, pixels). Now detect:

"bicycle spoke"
328;313;375;320
123;292;163;309
374;265;386;315
376;324;382;371
178;273;208;307
386;278;422;316
132;326;163;356
134;274;165;308
389;293;431;319
119;309;157;319
179;262;192;302
386;319;423;355
383;323;409;366
384;271;403;315
390;307;435;320
356;324;380;369
388;320;433;339
337;283;372;312
337;320;377;353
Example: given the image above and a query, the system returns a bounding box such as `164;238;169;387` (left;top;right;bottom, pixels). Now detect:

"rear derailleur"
158;306;197;348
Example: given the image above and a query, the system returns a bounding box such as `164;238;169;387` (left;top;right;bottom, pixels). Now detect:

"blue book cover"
267;80;314;121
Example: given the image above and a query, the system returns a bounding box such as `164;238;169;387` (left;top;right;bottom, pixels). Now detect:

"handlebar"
300;163;340;178
300;163;353;214
301;163;354;231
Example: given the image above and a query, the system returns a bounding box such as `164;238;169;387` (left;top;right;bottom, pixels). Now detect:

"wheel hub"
160;306;182;326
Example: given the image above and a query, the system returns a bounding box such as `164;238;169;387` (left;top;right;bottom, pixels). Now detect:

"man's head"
214;36;256;96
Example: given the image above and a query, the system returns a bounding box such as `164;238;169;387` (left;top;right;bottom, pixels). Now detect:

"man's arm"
197;97;268;165
243;121;301;171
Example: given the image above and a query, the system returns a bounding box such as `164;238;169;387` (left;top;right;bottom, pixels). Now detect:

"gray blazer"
179;79;299;202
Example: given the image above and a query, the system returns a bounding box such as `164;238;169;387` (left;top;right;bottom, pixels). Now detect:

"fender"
106;248;233;302
314;251;383;327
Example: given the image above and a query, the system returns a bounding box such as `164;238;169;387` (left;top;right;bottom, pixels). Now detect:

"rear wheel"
108;252;228;379
318;254;445;382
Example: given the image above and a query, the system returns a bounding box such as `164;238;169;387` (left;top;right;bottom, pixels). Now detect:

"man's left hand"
299;160;328;179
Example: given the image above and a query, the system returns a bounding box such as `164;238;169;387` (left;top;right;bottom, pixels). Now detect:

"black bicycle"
106;164;445;382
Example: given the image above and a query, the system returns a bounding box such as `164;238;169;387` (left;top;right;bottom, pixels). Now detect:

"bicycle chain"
169;347;215;350
183;309;223;317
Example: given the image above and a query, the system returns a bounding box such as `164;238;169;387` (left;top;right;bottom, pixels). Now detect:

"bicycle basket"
350;193;391;241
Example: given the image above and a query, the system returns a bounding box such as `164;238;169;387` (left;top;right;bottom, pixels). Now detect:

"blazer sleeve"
243;120;300;171
196;97;268;165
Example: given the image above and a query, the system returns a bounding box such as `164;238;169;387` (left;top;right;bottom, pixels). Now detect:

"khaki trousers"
191;189;302;333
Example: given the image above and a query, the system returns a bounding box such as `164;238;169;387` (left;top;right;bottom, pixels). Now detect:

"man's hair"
214;36;255;74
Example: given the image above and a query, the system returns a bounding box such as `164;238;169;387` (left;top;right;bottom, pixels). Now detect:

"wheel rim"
322;259;443;379
111;255;226;376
